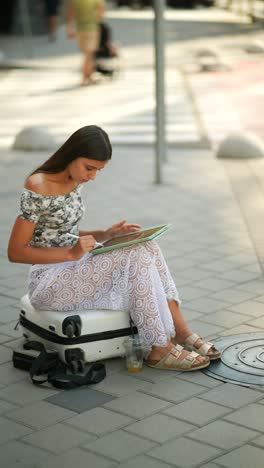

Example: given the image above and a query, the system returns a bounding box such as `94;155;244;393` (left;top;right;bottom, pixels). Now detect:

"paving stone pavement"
1;6;264;468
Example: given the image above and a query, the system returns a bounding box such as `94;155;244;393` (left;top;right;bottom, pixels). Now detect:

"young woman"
8;125;221;370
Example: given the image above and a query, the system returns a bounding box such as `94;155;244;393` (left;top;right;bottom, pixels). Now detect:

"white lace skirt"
28;241;180;355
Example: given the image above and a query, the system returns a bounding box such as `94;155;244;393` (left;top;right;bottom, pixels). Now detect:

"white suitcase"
19;295;137;371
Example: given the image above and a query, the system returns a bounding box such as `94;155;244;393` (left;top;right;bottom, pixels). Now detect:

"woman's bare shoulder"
25;174;49;195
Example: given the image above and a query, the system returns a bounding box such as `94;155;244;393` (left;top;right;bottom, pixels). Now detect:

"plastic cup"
123;335;143;373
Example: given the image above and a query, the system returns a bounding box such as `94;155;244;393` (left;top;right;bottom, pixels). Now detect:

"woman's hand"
70;235;96;260
105;220;142;240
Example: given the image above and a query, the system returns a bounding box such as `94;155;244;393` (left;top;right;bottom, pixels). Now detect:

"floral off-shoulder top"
18;186;85;247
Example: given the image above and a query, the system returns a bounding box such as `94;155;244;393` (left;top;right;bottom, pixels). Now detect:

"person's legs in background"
78;29;100;86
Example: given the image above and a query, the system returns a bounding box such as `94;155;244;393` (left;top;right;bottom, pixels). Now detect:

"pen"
66;233;105;247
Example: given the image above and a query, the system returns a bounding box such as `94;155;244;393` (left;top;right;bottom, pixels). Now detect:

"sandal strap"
165;345;200;369
185;333;214;356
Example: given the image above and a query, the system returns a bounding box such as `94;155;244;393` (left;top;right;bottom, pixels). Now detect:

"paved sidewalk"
0;7;264;468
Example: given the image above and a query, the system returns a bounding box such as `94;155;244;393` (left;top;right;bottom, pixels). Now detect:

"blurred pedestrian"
43;0;60;41
66;0;105;86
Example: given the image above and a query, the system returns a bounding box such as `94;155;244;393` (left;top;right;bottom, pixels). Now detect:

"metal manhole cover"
202;333;264;389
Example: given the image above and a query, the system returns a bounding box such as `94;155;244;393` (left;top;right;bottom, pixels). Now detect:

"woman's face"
68;157;107;184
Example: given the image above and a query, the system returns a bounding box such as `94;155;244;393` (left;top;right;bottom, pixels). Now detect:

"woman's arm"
8;217;96;264
80;220;142;243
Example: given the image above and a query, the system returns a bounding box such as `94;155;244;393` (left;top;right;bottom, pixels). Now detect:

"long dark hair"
31;125;112;175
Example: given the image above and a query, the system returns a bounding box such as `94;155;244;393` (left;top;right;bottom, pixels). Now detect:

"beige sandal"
182;333;221;361
145;344;210;372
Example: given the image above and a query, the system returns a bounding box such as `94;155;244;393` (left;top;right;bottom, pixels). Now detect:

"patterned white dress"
19;187;181;355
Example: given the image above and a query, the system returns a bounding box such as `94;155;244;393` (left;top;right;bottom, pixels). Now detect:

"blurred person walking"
43;0;61;41
66;0;105;86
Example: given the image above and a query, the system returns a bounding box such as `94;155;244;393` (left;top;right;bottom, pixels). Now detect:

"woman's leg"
144;242;218;359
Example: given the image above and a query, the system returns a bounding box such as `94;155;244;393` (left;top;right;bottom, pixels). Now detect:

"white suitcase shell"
20;295;135;365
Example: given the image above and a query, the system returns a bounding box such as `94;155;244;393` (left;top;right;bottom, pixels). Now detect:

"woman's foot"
173;331;221;361
146;342;209;371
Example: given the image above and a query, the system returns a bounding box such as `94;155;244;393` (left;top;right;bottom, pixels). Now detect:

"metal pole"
18;0;34;58
153;0;166;185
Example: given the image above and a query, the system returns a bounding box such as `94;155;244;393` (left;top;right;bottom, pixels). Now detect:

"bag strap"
25;341;106;390
47;362;106;390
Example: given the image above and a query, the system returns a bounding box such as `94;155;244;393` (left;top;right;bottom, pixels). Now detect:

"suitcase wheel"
64;322;75;338
75;322;81;338
62;316;82;337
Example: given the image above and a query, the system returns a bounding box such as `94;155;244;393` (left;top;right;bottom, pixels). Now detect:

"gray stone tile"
201;259;238;273
22;422;96;454
208;288;258;304
0;296;19;308
237;279;264;295
37;448;115;468
124;413;195;443
177;372;224;388
8;400;76;429
223;403;264;432
0;398;19;415
0;361;27;385
224;269;262;283
252;433;264;448
177;285;209;301
180;267;212;281
198;384;263;409
229;300;264;317
182;308;203;322
1;440;50;468
140;378;207;404
186;320;224;338
0;344;12;363
104;392;171;418
214;444;264;468
188;420;259;449
115;455;172;468
225;253;259;266
123;364;180;384
0;380;58;404
0;305;20;323
185;250;221;263
169;258;196;270
162;397;231;426
247;316;264;328
186;297;231;313
0;320;22;338
244;263;263;274
199;309;251;328
200;464;224;468
2;336;26;349
221;324;264;336
0;334;13;344
193;277;236;292
46;388;115;413
83;429;156;462
65;407;134;435
149;436;222;467
1;286;28;300
94;372;152;396
102;357;125;375
0;416;32;444
255;295;264;303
